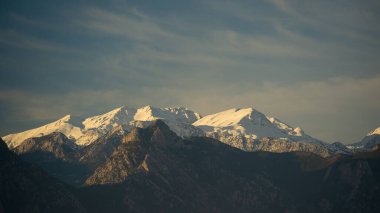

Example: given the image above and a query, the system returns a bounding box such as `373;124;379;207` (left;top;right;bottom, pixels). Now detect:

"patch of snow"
193;107;322;145
83;106;136;130
368;126;380;136
2;105;203;147
2;115;84;148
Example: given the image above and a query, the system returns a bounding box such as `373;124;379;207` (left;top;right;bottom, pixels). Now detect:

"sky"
0;0;379;144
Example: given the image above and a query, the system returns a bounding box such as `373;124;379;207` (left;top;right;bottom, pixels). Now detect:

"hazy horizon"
1;0;380;144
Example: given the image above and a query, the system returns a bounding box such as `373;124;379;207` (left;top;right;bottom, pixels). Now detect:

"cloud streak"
0;0;379;144
2;75;379;144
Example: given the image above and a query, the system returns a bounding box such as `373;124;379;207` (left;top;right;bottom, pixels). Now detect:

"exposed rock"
80;121;380;213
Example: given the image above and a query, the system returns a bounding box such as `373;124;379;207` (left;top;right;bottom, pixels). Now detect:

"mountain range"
348;127;380;150
1;120;380;213
2;105;380;212
4;105;378;157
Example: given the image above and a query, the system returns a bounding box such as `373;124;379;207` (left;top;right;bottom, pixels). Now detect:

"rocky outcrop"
14;132;77;160
1;121;380;212
80;121;380;213
11;132;90;186
204;132;333;157
84;127;152;185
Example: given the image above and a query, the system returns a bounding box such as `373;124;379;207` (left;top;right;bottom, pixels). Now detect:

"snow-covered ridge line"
3;115;85;148
193;107;324;149
3;105;202;147
6;104;378;155
3;105;321;148
368;127;380;136
347;126;380;151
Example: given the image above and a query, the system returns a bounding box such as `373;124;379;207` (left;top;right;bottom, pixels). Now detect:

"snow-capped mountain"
193;107;325;152
348;126;380;150
82;105;201;131
192;107;316;142
3;115;85;148
134;105;201;123
369;127;380;135
3;105;202;147
3;105;350;156
82;106;136;130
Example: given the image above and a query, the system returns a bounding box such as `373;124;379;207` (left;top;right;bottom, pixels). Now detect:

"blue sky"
0;0;379;143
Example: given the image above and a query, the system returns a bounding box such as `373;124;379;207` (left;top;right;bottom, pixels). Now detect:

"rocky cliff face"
12;132;90;186
81;121;297;212
84;127;153;185
79;121;380;213
2;121;380;212
14;132;78;160
205;132;333;157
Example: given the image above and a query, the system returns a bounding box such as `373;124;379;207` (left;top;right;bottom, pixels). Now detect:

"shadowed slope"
78;121;380;213
0;138;86;213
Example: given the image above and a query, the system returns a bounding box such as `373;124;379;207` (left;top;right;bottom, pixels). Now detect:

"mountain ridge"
3;104;376;156
78;121;380;212
2;121;380;212
2;105;321;145
349;126;380;150
0;138;86;213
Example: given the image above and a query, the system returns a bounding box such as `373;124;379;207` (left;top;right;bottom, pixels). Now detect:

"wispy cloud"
2;74;379;143
266;0;380;45
79;8;176;42
0;0;379;143
78;6;324;59
150;75;380;143
0;29;77;53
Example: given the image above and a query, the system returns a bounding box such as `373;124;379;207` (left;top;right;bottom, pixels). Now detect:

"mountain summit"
2;115;380;213
2;104;350;156
349;126;380;150
78;122;380;212
3;114;84;148
193;107;320;143
368;127;380;136
3;105;202;147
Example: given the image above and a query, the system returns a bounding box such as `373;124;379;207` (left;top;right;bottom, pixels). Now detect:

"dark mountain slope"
0;138;86;213
353;134;380;150
80;121;296;212
3;121;380;213
12;128;129;186
78;126;128;170
14;132;78;160
77;121;380;213
13;132;90;186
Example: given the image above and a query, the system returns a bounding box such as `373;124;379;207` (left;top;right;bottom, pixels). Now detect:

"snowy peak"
266;116;305;137
350;126;380;150
134;105;163;121
368;127;380;136
163;107;202;123
83;106;136;130
3;114;84;148
193;108;262;127
193;107;320;144
132;106;203;139
2;104;328;154
134;105;201;123
2;105;202;148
